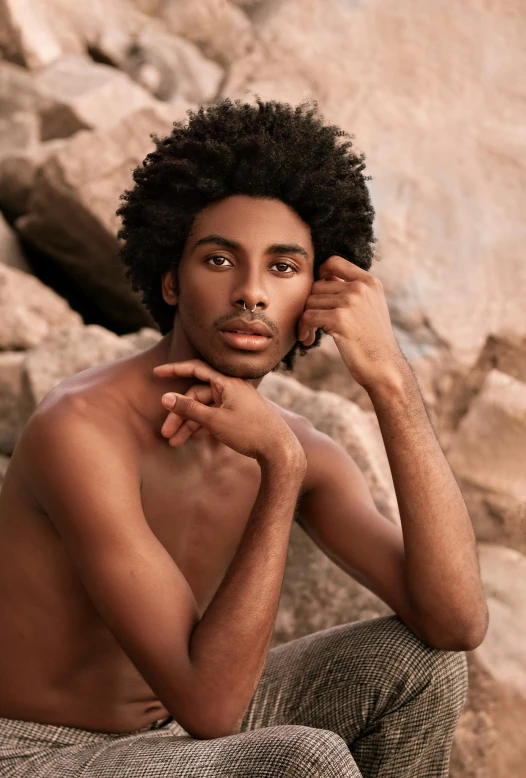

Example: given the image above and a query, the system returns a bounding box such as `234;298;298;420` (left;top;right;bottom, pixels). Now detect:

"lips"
219;318;272;337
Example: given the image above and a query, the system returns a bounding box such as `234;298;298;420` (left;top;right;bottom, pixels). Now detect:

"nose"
230;269;269;313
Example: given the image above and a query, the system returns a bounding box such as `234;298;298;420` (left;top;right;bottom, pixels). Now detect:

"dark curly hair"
116;96;377;372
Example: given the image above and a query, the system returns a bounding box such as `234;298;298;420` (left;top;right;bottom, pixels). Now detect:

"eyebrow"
191;234;311;261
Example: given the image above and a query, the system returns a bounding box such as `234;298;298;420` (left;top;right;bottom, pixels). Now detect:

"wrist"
257;446;307;476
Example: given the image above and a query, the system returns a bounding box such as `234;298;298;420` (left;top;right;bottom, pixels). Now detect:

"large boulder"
446;370;526;554
32;56;163;141
0;213;32;273
0;351;25;455
0;0;223;104
451;543;526;778
0;263;83;350
15;106;177;330
159;0;257;67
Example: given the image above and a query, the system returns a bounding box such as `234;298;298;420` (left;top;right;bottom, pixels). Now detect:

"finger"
161;384;214;438
319;255;372;282
168;419;203;447
153;359;227;385
161;383;223;426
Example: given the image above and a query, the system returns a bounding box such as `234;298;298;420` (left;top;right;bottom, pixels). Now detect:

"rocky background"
1;0;524;775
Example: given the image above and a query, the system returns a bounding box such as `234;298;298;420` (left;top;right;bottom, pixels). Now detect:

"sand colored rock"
0;352;26;455
446;369;526;553
0;263;83;350
15;106;176;330
32;56;160;141
451;543;526;778
160;0;256;67
0;213;31;273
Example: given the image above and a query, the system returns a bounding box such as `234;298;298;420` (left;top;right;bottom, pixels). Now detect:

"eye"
205;256;298;274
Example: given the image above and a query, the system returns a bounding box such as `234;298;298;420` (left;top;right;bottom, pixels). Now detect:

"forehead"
186;194;313;254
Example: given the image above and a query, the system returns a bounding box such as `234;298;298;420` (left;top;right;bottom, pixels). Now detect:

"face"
161;194;315;380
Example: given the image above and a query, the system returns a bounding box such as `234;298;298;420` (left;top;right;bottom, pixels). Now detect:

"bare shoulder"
19;383;139;506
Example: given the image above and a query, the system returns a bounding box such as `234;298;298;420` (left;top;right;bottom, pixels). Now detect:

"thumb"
162;392;215;425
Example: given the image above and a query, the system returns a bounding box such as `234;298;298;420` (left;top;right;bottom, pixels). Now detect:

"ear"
161;269;178;305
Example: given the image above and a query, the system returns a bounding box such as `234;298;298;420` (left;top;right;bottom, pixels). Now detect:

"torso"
0;351;315;733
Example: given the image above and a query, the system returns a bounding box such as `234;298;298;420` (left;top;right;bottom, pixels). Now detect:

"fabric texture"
0;614;468;777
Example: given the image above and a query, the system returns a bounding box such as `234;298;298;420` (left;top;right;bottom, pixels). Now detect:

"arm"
24;399;305;739
298;400;488;650
189;452;306;736
366;364;488;650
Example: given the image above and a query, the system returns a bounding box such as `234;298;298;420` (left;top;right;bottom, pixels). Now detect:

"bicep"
22;405;203;731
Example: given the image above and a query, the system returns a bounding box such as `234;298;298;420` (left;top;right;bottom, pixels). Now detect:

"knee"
352;616;468;698
263;726;353;777
428;646;469;713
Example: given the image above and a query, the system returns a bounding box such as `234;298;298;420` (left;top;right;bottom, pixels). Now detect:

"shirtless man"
0;98;488;778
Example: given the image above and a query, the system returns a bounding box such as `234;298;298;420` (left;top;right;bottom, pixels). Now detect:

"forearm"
368;360;488;650
188;452;306;736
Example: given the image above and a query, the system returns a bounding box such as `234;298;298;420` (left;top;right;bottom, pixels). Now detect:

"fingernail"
162;393;176;408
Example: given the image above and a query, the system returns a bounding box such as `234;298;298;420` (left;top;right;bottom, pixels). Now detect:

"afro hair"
116;96;377;372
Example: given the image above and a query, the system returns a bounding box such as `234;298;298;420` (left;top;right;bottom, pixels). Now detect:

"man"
0;97;487;777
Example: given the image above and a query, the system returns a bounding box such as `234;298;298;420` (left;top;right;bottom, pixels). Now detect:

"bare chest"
139;443;265;615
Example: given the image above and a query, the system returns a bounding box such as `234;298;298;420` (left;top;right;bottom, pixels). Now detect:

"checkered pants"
0;615;468;777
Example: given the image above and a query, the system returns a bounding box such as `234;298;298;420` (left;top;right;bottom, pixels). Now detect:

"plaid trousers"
0;615;468;777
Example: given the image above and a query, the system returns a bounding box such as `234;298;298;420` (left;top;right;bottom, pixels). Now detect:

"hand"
297;255;406;391
152;359;305;464
160;380;213;446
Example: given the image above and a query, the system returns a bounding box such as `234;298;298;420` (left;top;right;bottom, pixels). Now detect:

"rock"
123;28;223;104
32;56;162;141
0;0;135;70
0;61;46;117
0;112;40;160
272;519;393;647
0;263;83;350
259;372;400;526
451;543;526;778
15;106;177;330
446;370;526;553
0;138;67;216
120;326;162;351
223;0;526;372
0;0;222;104
160;0;256;67
0;214;32;273
0;352;25;455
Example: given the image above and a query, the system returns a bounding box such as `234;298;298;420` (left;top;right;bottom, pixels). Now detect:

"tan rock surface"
0;351;25;455
446;369;526;553
15;106;176;330
33;56;161;141
159;0;256;67
451;543;526;778
0;213;31;273
0;263;83;350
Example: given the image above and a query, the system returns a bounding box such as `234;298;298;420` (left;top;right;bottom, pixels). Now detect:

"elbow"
425;612;490;652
